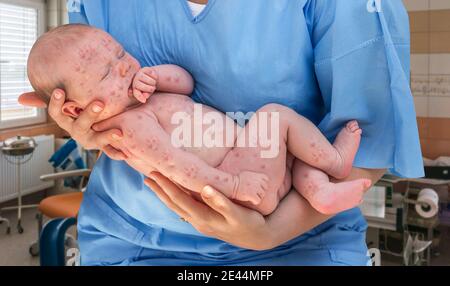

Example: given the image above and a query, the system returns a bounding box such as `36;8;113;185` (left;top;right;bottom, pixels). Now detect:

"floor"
0;207;41;266
1;206;449;266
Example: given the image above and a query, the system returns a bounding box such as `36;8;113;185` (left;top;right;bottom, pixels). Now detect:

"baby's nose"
118;62;131;77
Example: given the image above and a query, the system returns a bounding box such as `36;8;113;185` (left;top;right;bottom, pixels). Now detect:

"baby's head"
27;24;141;121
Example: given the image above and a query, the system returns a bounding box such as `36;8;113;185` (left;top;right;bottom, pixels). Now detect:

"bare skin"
19;20;386;249
28;25;371;215
145;167;385;250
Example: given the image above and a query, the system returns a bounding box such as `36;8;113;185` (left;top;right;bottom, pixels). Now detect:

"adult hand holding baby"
19;89;127;161
145;172;275;251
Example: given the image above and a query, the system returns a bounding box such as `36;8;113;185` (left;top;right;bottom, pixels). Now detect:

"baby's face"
61;29;141;121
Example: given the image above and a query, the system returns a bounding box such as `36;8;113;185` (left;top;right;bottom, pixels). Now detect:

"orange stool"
38;192;83;219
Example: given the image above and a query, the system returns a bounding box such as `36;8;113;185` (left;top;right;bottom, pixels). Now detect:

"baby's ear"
62;101;84;118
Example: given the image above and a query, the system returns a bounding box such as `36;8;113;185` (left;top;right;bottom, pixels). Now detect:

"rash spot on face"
126;128;135;139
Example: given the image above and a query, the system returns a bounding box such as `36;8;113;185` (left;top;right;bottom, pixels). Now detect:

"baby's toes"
346;120;362;134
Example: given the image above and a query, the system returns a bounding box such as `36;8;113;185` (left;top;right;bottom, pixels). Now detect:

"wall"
0;0;69;140
404;0;450;159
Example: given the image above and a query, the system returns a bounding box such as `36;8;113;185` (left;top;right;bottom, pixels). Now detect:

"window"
0;0;45;129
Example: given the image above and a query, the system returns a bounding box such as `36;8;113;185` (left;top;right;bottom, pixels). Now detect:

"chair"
29;169;91;257
40;217;78;266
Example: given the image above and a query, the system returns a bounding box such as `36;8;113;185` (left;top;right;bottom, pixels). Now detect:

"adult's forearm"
264;167;386;248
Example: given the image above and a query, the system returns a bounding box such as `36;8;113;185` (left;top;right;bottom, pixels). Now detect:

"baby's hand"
132;67;158;103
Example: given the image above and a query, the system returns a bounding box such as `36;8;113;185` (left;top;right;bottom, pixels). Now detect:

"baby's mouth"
127;82;133;98
127;76;134;98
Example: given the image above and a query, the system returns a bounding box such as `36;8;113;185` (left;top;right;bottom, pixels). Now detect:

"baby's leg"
292;160;371;215
258;104;361;179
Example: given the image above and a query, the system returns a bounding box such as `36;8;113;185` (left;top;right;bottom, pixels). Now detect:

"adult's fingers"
200;186;242;225
93;128;123;148
18;92;48;108
149;172;214;222
103;144;127;161
47;89;73;130
144;178;190;220
72;100;105;133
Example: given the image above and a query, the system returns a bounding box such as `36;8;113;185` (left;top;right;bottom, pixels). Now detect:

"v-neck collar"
179;0;217;24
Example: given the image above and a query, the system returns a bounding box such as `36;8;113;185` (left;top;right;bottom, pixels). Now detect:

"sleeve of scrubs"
304;0;424;178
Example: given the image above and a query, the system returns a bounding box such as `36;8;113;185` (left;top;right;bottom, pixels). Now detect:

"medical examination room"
0;0;450;268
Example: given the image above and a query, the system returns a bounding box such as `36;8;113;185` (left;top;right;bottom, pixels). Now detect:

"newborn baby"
27;24;371;215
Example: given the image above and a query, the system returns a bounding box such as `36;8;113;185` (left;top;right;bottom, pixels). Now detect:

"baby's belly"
146;92;237;167
125;93;293;215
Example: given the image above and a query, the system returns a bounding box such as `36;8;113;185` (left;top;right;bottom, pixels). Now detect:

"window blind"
0;2;38;123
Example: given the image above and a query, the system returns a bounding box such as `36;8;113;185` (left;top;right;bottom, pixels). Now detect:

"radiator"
0;135;55;203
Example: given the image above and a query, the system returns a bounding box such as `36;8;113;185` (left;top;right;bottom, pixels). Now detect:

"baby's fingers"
138;73;157;86
142;67;158;80
134;80;156;94
133;88;146;103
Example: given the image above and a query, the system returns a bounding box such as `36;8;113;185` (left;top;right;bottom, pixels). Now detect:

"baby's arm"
133;65;194;103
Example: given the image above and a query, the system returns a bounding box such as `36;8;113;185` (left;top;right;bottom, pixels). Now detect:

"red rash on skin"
52;29;141;122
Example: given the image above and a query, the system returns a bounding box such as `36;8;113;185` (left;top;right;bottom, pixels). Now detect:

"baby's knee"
258;103;291;114
257;103;297;126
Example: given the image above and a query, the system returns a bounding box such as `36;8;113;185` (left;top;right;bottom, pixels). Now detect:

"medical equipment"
0;136;38;234
363;175;448;265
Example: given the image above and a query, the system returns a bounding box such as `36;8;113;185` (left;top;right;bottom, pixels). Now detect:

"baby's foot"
328;120;362;179
309;178;371;215
234;171;269;205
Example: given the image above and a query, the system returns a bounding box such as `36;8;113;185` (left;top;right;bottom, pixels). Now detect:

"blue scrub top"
69;0;424;265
